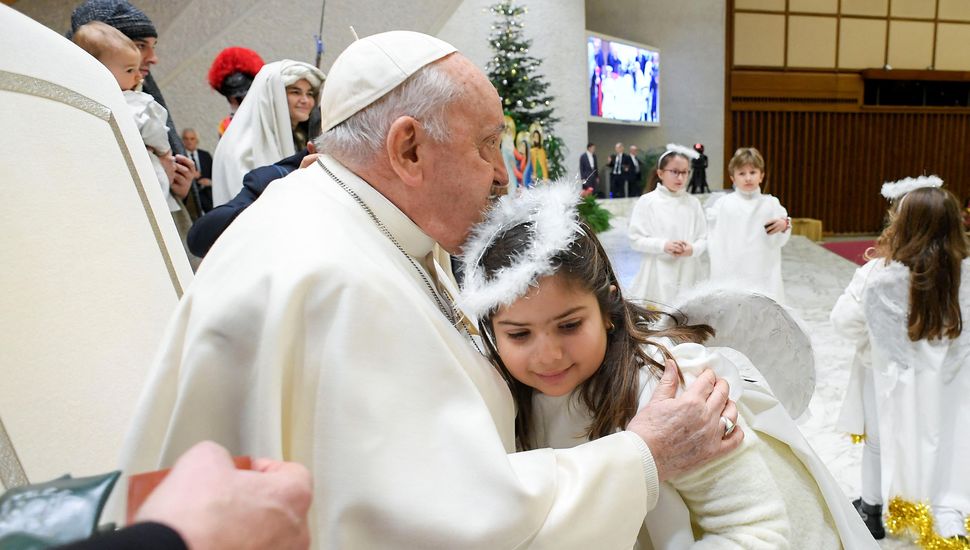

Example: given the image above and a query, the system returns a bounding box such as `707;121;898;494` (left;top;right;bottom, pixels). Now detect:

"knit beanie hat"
68;0;157;40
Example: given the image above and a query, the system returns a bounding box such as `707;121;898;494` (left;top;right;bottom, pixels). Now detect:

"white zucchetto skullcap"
320;30;457;132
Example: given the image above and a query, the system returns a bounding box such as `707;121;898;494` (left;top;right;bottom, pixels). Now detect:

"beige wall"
733;0;970;71
587;0;727;189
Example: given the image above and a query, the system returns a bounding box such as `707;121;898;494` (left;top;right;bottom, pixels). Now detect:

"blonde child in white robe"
832;180;970;547
628;144;707;305
460;182;876;549
707;148;790;303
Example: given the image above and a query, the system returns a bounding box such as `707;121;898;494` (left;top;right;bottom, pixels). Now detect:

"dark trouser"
610;173;628;198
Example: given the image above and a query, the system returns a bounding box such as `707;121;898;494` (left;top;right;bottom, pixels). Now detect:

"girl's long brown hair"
872;187;968;341
476;222;712;450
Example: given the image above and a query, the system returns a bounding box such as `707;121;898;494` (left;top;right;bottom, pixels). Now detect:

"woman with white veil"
211;60;324;207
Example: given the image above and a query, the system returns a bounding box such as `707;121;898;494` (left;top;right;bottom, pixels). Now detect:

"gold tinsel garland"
849;433;866;444
885;497;970;549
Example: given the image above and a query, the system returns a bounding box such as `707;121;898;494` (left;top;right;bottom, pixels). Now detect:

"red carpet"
821;240;875;266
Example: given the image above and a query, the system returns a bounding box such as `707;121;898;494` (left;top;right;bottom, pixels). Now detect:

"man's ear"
386;116;424;188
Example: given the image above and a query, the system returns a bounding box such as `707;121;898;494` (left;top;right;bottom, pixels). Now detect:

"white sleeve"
671;423;792;549
629;196;667;255
636;346;790;549
766;197;791;248
124;91;171;154
705;196;721;229
830;260;879;342
691;199;709;256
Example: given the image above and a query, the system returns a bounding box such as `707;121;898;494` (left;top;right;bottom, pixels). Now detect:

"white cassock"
628;184;707;305
707;190;790;303
112;155;658;549
533;341;877;550
124;90;181;213
831;258;970;530
210;60;297;207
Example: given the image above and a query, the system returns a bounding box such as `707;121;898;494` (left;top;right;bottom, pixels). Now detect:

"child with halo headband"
459;180;877;549
831;176;970;545
707;147;791;303
628;143;708;305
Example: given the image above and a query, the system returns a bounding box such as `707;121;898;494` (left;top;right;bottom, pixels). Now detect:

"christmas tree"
486;0;565;180
486;0;611;231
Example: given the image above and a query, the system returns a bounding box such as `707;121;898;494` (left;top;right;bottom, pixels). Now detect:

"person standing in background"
207;47;265;136
182;129;213;213
579;142;599;194
210;60;325;207
688;143;710;194
629;144;644;196
68;0;202;269
608;142;633;198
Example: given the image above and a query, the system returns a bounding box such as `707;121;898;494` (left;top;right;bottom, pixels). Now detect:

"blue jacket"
187;149;309;257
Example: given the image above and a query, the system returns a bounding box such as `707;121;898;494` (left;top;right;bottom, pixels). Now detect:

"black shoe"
853;498;886;540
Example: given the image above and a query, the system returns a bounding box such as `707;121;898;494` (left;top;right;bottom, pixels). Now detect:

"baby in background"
72;21;180;211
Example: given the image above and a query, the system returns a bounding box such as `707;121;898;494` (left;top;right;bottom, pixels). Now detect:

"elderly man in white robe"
115;31;742;548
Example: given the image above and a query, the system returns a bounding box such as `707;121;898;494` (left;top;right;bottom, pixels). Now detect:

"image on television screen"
587;33;659;126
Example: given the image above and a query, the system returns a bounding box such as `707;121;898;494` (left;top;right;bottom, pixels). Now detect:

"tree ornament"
486;0;565;179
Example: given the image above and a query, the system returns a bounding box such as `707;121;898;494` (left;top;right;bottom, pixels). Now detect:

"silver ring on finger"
720;415;737;438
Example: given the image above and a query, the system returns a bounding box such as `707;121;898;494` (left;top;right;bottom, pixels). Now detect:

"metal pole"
315;0;327;69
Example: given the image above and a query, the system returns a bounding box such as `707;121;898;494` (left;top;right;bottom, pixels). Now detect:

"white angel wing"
863;259;970;384
668;285;816;418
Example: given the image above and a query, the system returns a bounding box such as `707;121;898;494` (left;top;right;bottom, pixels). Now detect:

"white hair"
314;63;462;166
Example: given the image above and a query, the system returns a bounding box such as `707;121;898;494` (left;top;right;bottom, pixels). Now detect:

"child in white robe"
460;181;876;550
628;144;707;305
831;260;883;540
707;148;790;303
831;179;970;546
72;21;181;213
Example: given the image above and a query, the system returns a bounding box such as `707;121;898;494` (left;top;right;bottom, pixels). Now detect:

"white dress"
830;260;877;435
832;258;970;536
123;90;180;213
628;184;707;305
110;155;659;549
707;189;790;303
532;340;877;549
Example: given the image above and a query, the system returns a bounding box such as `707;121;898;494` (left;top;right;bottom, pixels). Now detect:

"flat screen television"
587;32;660;126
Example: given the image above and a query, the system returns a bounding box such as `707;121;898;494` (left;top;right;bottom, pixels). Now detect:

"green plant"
577;195;612;233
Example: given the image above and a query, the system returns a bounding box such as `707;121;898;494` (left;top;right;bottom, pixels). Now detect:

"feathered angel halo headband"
457;179;584;320
658;142;700;166
880;175;943;201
